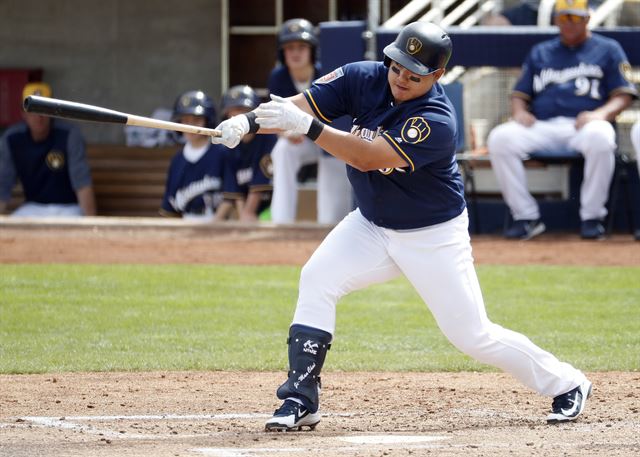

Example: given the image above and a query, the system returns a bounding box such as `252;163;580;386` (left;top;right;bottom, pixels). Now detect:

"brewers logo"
260;154;273;178
619;61;635;83
401;117;430;144
406;37;422;55
46;151;65;170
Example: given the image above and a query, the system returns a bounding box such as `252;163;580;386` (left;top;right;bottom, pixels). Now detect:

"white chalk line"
192;436;451;457
4;412;355;441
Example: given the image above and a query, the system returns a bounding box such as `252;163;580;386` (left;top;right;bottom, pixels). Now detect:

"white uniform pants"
488;118;616;221
293;208;586;397
631;120;640;177
270;136;352;224
11;202;84;217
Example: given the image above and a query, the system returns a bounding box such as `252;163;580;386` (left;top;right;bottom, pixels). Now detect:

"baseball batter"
488;0;637;240
212;21;592;430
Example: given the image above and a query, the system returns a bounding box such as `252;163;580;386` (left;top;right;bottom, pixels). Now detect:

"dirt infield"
1;218;639;456
1;371;639;457
1;217;639;266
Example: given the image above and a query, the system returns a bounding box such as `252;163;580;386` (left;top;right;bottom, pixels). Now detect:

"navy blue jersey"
268;63;323;98
304;61;465;229
513;34;638;120
0;120;91;204
225;134;276;199
161;144;236;216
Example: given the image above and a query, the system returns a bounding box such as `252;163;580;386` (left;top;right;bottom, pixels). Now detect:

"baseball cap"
555;0;590;16
22;82;52;100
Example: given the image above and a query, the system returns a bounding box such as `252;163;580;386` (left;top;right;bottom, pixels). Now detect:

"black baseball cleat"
505;219;546;240
547;379;592;424
580;219;605;240
265;399;321;432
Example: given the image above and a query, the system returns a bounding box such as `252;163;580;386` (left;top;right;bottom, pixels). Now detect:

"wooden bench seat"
8;145;176;217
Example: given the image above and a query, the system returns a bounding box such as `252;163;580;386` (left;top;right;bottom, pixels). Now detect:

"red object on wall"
0;68;44;127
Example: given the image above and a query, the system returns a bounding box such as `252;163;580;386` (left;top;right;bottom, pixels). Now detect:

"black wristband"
244;112;260;134
306;118;324;141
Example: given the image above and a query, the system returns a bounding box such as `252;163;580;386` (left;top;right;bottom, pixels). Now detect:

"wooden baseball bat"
23;95;222;137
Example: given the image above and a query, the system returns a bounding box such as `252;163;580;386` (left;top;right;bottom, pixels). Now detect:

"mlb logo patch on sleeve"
315;68;345;84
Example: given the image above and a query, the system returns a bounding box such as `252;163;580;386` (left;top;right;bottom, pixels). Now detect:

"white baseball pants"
11;202;84;217
488;118;616;221
270;136;352;224
631;120;640;177
292;208;586;397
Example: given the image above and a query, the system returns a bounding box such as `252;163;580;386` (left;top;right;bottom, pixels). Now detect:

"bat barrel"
23;95;221;137
23;96;129;124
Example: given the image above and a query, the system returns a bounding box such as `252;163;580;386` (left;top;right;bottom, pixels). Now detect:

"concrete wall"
0;0;221;143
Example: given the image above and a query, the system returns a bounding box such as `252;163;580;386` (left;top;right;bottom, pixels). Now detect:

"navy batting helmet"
278;18;318;64
383;22;452;76
221;85;260;118
172;90;216;128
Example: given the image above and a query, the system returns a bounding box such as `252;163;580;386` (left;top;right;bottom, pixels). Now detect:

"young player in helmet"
267;18;352;224
160;90;236;221
213;21;594;430
215;85;276;222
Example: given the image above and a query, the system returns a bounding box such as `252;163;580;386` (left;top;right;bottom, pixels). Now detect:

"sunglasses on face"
557;14;586;24
390;64;422;83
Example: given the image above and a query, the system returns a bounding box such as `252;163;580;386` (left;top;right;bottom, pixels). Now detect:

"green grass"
0;264;638;374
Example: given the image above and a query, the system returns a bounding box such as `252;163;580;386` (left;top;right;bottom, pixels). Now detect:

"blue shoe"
547;380;592;424
505;219;546;240
265;399;321;431
580;220;605;240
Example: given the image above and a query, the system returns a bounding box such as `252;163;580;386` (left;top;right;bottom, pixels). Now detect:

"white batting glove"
211;115;250;148
255;94;313;136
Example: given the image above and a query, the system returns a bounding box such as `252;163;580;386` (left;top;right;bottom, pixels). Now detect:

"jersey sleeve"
601;41;639;99
303;65;353;124
381;113;456;172
222;148;242;199
249;135;275;191
160;155;181;216
0;132;17;202
65;125;93;191
512;51;536;101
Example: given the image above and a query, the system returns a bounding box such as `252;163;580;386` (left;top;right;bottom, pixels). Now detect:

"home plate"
339;435;448;444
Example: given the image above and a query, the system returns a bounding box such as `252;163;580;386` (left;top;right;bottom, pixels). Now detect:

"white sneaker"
265;399;321;431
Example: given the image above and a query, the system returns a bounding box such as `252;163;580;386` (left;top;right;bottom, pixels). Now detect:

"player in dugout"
160;90;236;221
268;18;352;224
0;82;96;217
487;0;638;240
211;21;594;431
631;119;640;241
214;85;276;222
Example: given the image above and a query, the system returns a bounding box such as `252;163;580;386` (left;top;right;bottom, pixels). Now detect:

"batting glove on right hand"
211;115;250;148
255;94;313;136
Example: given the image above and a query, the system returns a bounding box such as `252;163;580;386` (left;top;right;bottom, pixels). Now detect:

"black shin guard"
276;324;332;413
